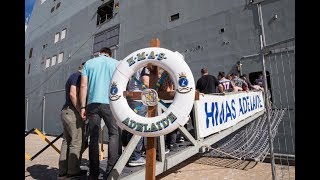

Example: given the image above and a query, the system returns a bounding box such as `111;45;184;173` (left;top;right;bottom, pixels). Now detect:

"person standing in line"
158;69;178;151
255;73;265;88
226;73;233;80
231;73;248;92
254;73;272;102
58;62;87;179
196;67;223;94
79;47;119;180
217;71;234;93
123;66;150;166
240;74;263;91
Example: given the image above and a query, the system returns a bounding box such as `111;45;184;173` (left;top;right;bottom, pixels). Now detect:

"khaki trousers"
58;106;84;176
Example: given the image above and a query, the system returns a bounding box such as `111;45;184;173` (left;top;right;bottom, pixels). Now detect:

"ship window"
56;2;61;9
170;13;179;21
220;28;225;33
54;32;60;43
61;29;67;40
45;58;50;69
29;48;33;58
97;0;114;25
51;55;57;66
58;52;64;63
51;7;55;13
28;64;31;74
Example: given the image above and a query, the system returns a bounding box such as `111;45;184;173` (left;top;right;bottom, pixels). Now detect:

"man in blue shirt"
58;62;86;179
80;47;119;180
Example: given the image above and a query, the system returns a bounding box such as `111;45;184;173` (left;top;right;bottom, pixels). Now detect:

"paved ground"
25;134;295;180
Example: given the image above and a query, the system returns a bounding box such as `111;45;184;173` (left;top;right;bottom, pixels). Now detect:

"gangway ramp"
106;91;266;180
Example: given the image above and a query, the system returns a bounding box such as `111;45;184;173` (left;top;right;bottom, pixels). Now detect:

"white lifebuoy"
109;47;195;137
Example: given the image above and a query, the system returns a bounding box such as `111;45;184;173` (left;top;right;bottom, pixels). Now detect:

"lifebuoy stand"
145;38;160;180
112;38;198;179
145;38;199;179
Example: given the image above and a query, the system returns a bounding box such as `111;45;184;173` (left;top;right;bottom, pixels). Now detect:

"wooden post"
195;90;200;100
145;38;160;180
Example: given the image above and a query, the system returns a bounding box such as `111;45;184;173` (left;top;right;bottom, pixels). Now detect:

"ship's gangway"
102;91;274;180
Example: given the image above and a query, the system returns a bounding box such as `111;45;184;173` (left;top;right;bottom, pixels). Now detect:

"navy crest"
109;82;121;101
176;72;192;94
178;77;188;87
111;86;118;95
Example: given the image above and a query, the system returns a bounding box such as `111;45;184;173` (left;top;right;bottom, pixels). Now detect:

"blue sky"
25;0;36;22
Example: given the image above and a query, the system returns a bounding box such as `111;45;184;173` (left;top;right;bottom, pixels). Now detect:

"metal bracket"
25;128;63;161
247;0;266;5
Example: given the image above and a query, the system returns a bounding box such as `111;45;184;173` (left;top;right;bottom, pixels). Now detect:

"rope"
132;102;144;114
131;70;169;91
205;108;285;163
131;76;147;90
130;71;171;110
153;71;168;90
130;72;170;113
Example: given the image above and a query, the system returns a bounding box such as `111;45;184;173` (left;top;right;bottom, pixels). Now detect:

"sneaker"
165;148;170;154
178;136;185;142
128;157;146;167
169;143;179;150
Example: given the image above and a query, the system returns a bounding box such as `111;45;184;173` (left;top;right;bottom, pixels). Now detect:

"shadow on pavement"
26;158;90;180
26;164;59;180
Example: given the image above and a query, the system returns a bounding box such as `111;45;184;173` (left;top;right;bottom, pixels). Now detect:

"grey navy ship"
25;0;295;178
